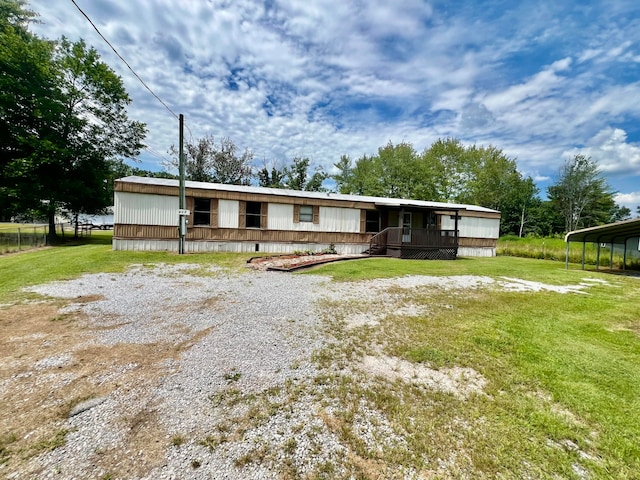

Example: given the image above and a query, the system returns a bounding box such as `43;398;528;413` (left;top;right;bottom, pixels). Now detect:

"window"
299;205;313;222
193;198;210;226
246;201;262;228
423;211;437;229
365;210;380;232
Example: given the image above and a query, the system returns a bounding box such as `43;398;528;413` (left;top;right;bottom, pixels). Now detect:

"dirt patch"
0;300;208;477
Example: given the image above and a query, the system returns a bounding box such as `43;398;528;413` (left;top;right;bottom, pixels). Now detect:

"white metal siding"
113;238;366;255
319;207;361;232
114;192;178;226
441;215;500;239
219;199;239;228
266;203;360;232
458;247;496;257
267;203;294;230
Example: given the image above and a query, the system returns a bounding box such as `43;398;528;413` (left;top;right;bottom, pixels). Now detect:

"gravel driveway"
4;263;596;479
11;264;337;479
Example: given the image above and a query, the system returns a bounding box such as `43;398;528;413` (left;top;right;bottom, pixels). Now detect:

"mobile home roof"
116;176;500;214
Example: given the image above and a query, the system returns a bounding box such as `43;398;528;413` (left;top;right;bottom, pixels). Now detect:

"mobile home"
113;176;500;258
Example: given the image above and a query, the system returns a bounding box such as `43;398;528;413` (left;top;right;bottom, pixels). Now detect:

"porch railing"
368;227;458;255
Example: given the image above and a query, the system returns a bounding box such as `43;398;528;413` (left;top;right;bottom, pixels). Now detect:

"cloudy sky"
28;0;640;210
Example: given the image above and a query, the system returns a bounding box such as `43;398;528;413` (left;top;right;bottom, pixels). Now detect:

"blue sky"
29;0;640;210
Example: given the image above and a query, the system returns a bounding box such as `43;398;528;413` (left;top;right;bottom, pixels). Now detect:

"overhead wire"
143;146;172;164
69;0;179;120
69;0;197;145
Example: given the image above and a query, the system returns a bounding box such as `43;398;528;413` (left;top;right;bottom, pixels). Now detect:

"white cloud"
482;57;572;112
563;128;640;175
613;193;640;212
22;0;640;198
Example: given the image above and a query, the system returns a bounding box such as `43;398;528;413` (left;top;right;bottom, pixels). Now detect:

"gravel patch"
361;355;487;398
20;264;334;479
8;266;608;479
33;353;72;370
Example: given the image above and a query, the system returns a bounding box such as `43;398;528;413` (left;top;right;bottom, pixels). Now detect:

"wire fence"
0;223;74;254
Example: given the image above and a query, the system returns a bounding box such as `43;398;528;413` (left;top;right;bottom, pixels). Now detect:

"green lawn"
0;236;252;303
2;245;639;478
306;257;640;478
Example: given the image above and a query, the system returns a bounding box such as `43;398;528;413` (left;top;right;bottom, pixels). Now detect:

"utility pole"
178;114;186;254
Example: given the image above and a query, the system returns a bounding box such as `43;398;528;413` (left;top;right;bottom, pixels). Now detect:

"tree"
283;157;327;191
458;145;538;236
345;154;386;196
610;205;631;223
335;142;430;199
547;155;615;232
257;161;286;188
335;139;538;235
167;135;253;185
0;2;146;234
378;141;432;199
168;136;214;182
0;0;56;220
421;138;470;202
51;38;145;235
332;155;353;194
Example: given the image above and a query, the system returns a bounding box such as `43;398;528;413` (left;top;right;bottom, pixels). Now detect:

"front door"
402;212;412;243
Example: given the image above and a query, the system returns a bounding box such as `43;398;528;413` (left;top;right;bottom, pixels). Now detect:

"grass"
304;257;640;478
0;433;17;465
0;222;48;232
302;255;597;283
0;231;253;304
30;429;71;455
3;241;640;477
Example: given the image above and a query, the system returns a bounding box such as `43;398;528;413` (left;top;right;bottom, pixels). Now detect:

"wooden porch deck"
368;227;459;260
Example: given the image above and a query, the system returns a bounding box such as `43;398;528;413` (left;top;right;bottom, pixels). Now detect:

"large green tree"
334;138;537;235
0;1;146;233
421;138;471;202
547;155;616;232
333;142;431;199
0;0;56;220
333;154;386;197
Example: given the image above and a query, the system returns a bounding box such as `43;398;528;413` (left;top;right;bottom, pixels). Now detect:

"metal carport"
564;218;640;270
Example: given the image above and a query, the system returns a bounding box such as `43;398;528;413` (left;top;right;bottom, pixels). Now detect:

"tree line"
1;0;632;238
165;135;631;237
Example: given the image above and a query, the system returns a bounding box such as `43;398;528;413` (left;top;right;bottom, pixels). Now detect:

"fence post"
17;228;21;251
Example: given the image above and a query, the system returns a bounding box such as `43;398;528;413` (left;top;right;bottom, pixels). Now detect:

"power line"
143;146;171;164
69;0;179;121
